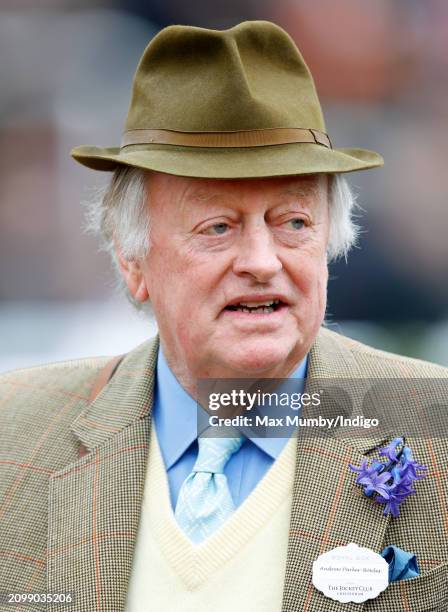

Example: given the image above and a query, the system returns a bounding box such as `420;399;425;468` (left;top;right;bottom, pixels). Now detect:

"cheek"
316;265;329;313
298;262;328;337
311;255;328;292
144;246;223;326
291;257;326;293
145;238;191;294
288;254;328;316
142;247;180;324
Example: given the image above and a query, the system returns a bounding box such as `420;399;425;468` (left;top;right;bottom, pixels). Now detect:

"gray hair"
84;167;360;308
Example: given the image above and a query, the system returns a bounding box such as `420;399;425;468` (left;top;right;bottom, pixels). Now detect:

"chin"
221;343;294;376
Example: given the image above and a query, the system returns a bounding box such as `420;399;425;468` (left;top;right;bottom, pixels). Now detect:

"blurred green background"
1;0;447;372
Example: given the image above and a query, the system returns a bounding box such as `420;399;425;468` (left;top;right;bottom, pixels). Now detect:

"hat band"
120;128;332;149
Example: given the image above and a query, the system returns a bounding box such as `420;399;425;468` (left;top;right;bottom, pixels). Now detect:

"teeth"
225;299;282;314
240;306;274;313
239;300;279;307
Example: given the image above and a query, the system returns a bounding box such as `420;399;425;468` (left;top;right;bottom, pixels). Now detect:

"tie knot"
193;434;244;474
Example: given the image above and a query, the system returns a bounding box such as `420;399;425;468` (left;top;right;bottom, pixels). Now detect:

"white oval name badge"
312;543;389;604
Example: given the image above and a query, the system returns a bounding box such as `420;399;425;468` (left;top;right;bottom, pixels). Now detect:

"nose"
232;221;282;282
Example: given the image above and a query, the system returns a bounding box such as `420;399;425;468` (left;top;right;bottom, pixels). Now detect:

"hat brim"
71;142;383;178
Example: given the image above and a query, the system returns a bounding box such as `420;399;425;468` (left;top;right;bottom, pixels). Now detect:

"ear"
116;250;149;303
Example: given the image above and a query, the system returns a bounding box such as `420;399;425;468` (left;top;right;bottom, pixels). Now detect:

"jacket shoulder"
0;355;112;398
319;326;448;378
0;356;114;456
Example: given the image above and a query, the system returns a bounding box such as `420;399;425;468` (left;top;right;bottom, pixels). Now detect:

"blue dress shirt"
152;347;308;510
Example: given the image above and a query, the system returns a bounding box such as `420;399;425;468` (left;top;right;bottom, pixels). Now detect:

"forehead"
188;174;325;199
148;171;328;208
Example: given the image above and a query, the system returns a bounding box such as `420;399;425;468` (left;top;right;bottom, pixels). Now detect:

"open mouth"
224;299;285;314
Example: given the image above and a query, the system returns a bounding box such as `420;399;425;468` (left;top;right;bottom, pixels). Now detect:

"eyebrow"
183;183;320;213
187;192;237;203
182;192;239;217
188;185;318;202
279;184;319;198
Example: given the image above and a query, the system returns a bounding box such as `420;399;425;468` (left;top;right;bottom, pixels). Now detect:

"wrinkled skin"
117;171;330;397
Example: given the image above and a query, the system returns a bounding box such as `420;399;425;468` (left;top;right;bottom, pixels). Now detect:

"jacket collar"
70;327;389;456
70;336;160;451
305;326;392;454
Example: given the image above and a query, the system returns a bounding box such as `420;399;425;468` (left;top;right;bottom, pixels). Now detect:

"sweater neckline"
143;424;297;589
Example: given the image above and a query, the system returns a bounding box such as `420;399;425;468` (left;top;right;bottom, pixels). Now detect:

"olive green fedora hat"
71;20;383;178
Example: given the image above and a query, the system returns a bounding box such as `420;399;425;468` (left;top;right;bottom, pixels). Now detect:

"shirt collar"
153;346;308;469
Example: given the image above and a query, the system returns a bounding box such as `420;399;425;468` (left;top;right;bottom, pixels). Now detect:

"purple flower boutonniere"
349;437;427;517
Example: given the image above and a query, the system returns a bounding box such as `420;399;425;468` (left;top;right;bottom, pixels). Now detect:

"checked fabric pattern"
1;328;448;611
174;433;245;543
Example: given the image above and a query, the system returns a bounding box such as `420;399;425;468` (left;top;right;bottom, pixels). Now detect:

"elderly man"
1;21;447;612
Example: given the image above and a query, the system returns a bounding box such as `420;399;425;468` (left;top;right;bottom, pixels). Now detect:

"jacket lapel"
281;328;393;612
47;335;159;612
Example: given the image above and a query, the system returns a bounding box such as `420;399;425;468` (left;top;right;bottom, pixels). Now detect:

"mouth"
224;298;287;315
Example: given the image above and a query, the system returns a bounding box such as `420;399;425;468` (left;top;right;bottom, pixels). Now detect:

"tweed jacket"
0;327;447;612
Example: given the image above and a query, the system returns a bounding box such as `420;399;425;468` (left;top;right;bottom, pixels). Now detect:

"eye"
202;222;230;235
287;218;305;230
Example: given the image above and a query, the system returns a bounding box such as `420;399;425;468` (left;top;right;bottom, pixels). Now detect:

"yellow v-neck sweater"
125;425;298;612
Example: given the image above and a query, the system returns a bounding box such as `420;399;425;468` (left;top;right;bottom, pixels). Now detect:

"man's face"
134;171;330;381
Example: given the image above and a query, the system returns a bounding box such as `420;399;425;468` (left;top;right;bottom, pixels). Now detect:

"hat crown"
124;21;326;134
71;19;383;177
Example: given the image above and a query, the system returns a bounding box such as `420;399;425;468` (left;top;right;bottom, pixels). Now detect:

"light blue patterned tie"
174;432;245;544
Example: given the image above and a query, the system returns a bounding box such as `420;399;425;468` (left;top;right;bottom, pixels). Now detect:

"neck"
160;346;306;402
